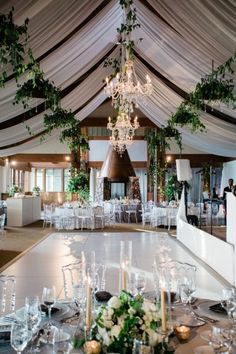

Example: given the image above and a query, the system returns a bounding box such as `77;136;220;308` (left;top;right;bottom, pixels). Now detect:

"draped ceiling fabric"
0;0;235;157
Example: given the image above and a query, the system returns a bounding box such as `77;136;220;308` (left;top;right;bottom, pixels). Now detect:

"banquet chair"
74;207;94;230
93;206;105;229
150;207;167;228
0;275;16;315
140;203;152;226
154;259;197;303
166;207;178;230
125;204;138;223
43;204;54;228
61;261;84;299
0;213;6;236
113;203;123;223
62;207;75;230
103;202;115;226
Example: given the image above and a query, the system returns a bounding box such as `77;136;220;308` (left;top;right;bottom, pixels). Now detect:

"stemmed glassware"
134;272;146;296
25;296;42;353
11;321;29;354
208;326;233;353
42;286;56;326
220;288;236;321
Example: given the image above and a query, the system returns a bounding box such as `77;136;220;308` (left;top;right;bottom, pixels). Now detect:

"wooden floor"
200;226;226;240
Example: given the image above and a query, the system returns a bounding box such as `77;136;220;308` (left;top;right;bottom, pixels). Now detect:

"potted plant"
66;171;90;203
8;185;22;197
32;186;40;196
164;175;183;202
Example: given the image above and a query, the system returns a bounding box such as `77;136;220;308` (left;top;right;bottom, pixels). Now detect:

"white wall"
89;140;147;161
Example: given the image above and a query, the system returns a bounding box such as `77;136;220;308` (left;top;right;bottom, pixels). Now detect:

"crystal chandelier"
107;111;139;155
105;59;152;113
104;1;152;154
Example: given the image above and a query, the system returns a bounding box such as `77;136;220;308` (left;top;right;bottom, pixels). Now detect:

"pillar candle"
121;262;127;291
161;289;167;333
86;276;92;328
81;251;86;280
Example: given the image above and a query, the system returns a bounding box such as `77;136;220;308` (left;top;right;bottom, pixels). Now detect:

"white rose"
118;315;125;327
103;331;112;346
108;296;121;309
107;308;114;317
128;307;136;316
110;325;121;339
103;319;114;328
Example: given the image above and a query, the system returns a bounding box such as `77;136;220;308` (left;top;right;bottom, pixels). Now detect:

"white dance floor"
2;231;230;309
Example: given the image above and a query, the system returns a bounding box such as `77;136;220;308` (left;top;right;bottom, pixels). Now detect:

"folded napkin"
95;291;113;302
40;304;60;315
209;302;227;315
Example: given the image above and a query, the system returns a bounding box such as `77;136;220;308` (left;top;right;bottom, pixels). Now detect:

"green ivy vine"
188;54;236;108
0;7;29;87
60;124;90;153
168;103;206;133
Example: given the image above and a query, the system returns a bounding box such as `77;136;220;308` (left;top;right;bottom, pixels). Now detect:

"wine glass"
220;288;235;321
52;325;73;353
208;326;223;352
134;272;146;296
25;296;41;353
42;286;56;325
11;321;29;354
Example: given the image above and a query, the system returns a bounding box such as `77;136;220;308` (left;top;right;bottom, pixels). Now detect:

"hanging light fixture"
105;59;152;113
107;111;139;155
104;0;152;154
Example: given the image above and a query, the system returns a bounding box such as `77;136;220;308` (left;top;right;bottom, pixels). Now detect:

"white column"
89;168;97;202
0;166;3;194
2;159;11;193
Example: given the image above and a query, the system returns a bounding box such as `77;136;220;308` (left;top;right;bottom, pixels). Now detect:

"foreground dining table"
0;231;232;353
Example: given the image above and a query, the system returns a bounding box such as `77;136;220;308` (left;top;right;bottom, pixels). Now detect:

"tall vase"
119;240;132;293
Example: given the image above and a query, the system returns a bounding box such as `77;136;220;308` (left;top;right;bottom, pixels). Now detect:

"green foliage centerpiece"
74;291;175;353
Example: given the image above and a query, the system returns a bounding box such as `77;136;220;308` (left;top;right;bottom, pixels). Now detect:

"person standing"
223;178;234;224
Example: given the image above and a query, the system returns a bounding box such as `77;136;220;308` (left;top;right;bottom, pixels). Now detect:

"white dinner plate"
197;301;227;321
194;345;214;354
177;314;205;327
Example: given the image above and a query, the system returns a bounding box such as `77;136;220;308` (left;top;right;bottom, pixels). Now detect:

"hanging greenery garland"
188;53;236;108
59;124;90;153
0;7;29;87
168;103;206;133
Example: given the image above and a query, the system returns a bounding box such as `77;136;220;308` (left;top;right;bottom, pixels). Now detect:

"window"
36;168;43;191
46;169;62;192
64;169;70;191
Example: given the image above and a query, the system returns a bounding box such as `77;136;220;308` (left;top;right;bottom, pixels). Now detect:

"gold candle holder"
174;325;191;342
84;340;101;354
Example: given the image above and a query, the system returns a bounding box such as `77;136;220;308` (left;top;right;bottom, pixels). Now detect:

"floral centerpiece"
75;291;174;353
32;186;40;196
8;185;22;197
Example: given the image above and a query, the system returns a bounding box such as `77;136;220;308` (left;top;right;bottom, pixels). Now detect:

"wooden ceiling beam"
80;117;156;127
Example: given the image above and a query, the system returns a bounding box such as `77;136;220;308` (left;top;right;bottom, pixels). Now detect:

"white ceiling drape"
0;0;235;157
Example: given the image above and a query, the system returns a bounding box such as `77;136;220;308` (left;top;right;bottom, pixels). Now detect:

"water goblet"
52;325;73;353
11;320;29;354
134;272;146;296
25;296;42;353
208;326;222;352
42;286;56;326
220;288;235;321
